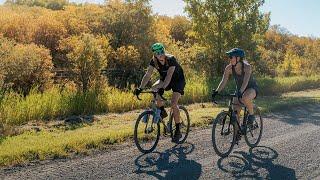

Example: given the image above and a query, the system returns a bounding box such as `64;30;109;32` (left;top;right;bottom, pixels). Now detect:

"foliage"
59;33;110;93
0;38;53;95
169;15;192;43
5;0;69;10
34;13;68;63
1;89;320;167
107;46;143;88
184;0;270;75
258;25;320;76
99;0;155;62
1;75;320;127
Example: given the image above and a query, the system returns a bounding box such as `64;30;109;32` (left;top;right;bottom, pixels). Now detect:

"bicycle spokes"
244;110;263;148
134;112;160;153
144;124;155;134
169;106;190;144
212;112;236;157
221;129;232;136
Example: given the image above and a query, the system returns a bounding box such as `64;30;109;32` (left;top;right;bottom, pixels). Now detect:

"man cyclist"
212;48;258;140
134;43;186;143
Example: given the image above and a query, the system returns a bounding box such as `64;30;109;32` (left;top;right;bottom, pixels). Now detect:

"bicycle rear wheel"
244;106;263;147
134;111;160;153
169;106;190;144
212;111;236;157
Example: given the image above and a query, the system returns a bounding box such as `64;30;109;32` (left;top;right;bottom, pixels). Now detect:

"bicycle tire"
169;106;191;144
134;111;160;153
212;111;236;157
244;106;263;148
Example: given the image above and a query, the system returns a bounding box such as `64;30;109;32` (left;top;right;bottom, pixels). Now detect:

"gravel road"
1;104;320;179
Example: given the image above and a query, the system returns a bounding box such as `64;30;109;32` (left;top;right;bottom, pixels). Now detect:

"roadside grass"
0;89;319;167
1;75;320;128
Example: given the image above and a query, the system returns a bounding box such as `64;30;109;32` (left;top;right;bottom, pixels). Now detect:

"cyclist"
133;43;186;143
212;48;258;132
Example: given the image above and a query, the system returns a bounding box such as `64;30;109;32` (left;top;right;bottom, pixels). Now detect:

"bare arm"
162;66;175;89
240;64;252;93
139;65;154;89
216;65;231;92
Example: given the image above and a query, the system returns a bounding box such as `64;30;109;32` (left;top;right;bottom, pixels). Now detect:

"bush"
34;14;68;57
0;38;53;95
0;8;36;44
5;0;68;10
106;46;143;89
59;33;111;93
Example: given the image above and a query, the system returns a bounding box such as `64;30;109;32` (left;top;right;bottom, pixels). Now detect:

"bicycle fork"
220;114;232;136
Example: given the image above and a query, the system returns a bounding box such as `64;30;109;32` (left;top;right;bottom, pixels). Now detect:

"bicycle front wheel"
212;111;236;157
244;106;263;147
134;111;160;153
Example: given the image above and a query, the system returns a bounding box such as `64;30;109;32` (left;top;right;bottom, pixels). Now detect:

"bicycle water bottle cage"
153;109;161;123
142;114;150;123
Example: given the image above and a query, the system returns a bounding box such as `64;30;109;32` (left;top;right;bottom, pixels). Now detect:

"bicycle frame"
220;94;249;135
140;91;173;135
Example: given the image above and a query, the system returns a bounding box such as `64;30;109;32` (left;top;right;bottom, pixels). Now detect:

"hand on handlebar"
158;88;164;96
134;89;167;101
212;89;218;104
133;88;142;96
236;90;243;99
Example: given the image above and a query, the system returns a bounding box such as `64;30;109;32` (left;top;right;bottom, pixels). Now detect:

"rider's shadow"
217;146;297;179
134;143;202;180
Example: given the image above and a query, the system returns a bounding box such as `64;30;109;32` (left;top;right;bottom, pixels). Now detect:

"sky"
0;0;319;37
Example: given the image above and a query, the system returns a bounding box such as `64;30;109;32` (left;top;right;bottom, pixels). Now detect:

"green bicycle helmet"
151;43;165;55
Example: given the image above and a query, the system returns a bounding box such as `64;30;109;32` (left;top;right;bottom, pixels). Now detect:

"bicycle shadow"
217;146;297;179
134;142;202;179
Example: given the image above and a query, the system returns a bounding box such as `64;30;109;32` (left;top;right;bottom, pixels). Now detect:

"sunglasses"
153;50;165;56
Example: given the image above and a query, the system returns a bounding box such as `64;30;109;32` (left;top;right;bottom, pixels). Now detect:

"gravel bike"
134;91;190;153
211;92;263;157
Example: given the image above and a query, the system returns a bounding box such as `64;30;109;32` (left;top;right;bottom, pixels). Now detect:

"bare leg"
151;80;165;107
240;88;256;115
171;92;181;124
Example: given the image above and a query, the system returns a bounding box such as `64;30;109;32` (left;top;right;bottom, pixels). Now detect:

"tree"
184;0;269;75
152;15;172;44
107;46;142;88
99;0;155;63
170;16;192;43
59;33;111;93
5;0;69;10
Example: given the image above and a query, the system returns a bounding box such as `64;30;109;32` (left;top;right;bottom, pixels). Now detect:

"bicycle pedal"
222;130;231;136
238;129;244;135
235;141;239;145
249;124;258;130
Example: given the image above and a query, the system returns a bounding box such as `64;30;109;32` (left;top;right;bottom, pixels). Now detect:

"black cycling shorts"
165;80;186;95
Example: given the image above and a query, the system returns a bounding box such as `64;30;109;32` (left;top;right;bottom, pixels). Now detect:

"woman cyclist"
134;43;186;143
212;48;258;135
